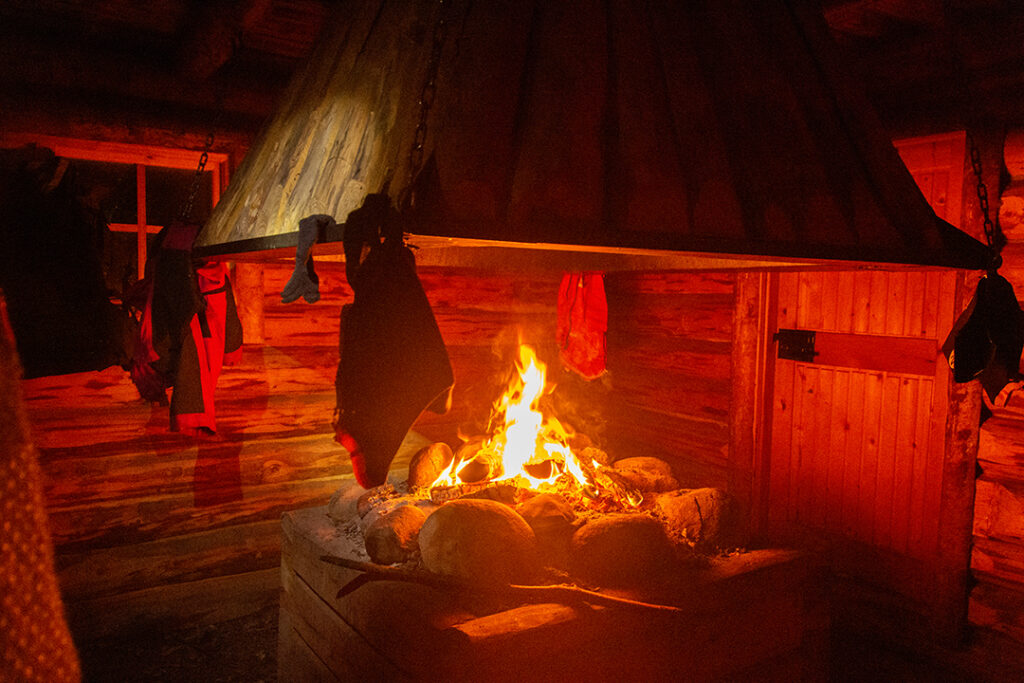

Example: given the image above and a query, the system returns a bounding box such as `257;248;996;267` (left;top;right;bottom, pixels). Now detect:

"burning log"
430;481;522;506
407;442;454;489
428;481;495;504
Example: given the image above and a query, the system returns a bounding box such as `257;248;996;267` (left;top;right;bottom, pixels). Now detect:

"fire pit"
278;344;830;680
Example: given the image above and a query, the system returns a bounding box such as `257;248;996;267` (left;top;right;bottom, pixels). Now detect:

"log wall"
22;259;738;641
603;272;734;487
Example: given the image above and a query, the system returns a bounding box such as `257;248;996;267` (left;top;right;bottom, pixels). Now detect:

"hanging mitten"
281;214;335;304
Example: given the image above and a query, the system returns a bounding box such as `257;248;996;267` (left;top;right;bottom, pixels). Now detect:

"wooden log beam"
177;0;274;81
0;89;258;158
0;34;283;118
233;263;266;344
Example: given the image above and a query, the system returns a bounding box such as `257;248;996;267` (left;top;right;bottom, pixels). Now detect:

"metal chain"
967;132;1002;257
180;130;215;223
943;1;1004;269
403;0;450;211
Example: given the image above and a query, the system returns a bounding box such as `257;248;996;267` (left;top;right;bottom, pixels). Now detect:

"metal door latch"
774;328;818;362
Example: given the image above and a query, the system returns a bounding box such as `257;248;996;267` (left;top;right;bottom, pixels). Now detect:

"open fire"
429;344;641;509
327;339;748;592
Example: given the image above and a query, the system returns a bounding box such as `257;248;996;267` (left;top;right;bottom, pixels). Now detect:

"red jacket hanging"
170;261;243;435
130;223;242;435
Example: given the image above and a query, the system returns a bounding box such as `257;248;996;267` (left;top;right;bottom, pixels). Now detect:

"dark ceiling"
0;0;1021;151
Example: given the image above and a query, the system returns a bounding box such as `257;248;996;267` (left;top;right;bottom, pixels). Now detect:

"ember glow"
431;344;638;507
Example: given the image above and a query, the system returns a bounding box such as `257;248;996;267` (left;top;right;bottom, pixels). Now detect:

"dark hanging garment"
170;261;242;435
130;223;203;402
130;223;242;434
943;271;1024;402
334;235;453;488
0;146;134;378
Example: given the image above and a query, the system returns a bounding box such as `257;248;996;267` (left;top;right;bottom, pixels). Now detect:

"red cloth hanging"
170;261;243;435
557;272;607;379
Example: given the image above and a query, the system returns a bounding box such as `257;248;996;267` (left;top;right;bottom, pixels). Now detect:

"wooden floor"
23;342;348;641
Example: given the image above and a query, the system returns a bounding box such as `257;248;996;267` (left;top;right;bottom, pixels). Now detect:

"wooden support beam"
233;263;265;344
0;133;230;170
136;164;147;279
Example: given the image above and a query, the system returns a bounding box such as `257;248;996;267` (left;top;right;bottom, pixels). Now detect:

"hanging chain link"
967;132;1003;258
180;130;215;223
402;0;450;210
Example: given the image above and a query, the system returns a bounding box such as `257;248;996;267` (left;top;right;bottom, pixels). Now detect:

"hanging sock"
557;272;608;380
281;214;335;304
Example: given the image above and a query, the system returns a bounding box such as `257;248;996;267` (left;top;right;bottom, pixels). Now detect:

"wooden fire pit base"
279;507;829;682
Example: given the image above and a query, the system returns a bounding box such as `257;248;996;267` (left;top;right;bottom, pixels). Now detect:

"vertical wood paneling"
825;369;850;533
874;374;900;548
770;359;795;525
797;272;824;330
906;271;926;337
778;272;798;328
922;271;943;339
857;372;884;546
841;372;867;537
770;273;799;523
892;377;919;554
938;271;959;338
909;378;934;556
924;362;950;559
868;270;889;335
852;272;872;333
767;260;971;640
791;366;810;524
886;271;908;336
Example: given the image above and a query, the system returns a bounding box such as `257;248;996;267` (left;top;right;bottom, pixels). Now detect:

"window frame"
0;132;230;278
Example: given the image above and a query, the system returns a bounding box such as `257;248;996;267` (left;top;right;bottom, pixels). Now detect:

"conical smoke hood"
197;0;989;270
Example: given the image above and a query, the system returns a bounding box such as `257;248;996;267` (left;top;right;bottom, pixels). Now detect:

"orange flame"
432;344;617;497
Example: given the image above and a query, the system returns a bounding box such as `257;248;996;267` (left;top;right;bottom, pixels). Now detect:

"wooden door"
764;268;977;643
